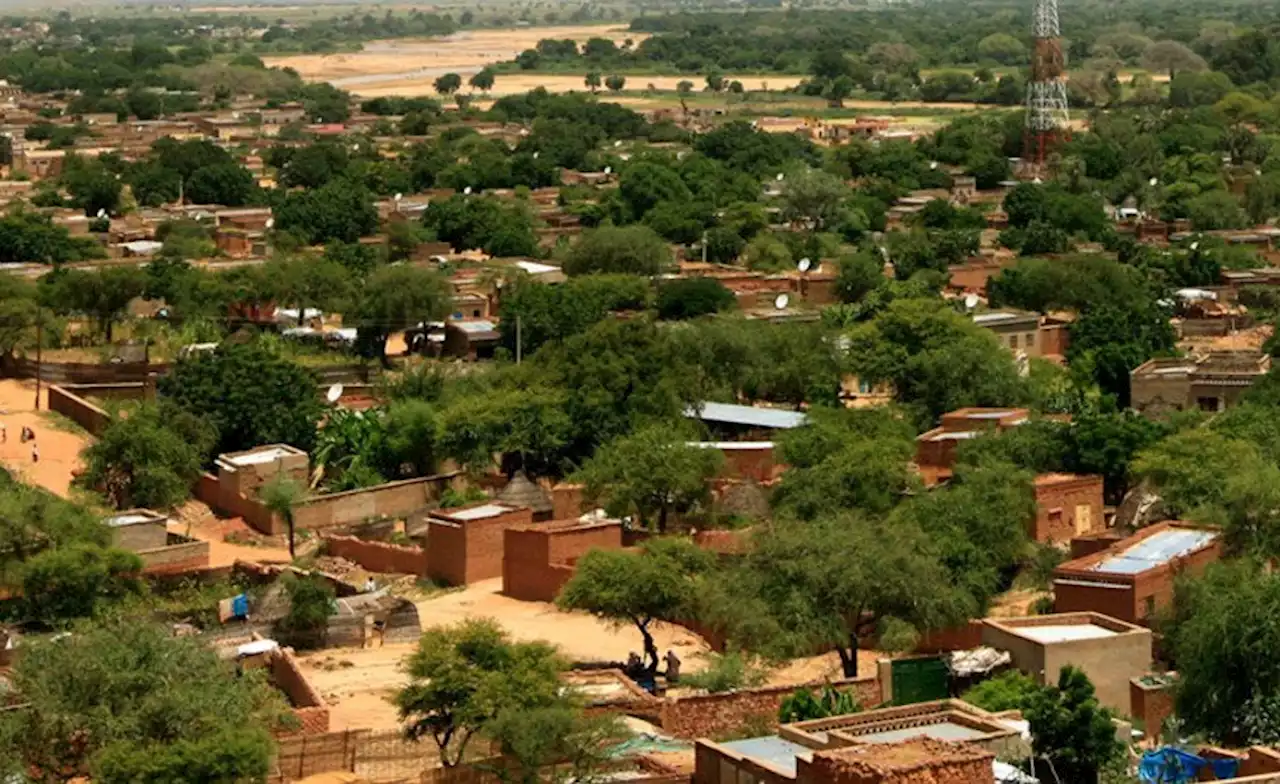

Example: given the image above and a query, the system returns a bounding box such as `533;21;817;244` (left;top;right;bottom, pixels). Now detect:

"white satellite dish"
1032;177;1042;185
96;208;106;218
929;161;938;170
265;218;275;229
774;293;790;310
964;293;979;310
797;257;812;273
394;193;402;201
351;143;359;151
614;140;622;148
775;173;785;181
1190;241;1199;251
532;151;539;159
463;186;472;195
1149;177;1159;186
603;165;612;175
326;383;344;404
879;246;889;260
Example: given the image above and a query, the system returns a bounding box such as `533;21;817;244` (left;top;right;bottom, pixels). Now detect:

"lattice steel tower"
1025;0;1069;164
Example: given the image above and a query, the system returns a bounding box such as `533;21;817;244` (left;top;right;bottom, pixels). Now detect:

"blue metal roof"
1093;528;1218;575
685;402;808;430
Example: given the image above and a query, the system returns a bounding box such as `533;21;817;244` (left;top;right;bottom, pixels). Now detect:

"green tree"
158;340;324;459
0;621;284;782
562;224;671;276
572;425;723;532
39;265;145;342
1132;429;1265;519
1165;562;1280;744
384;399;442;478
604;74;626;92
584;71;602;92
845;298;1024;423
274;179;379;245
260;473;305;560
780;167;851;231
395;618;569;766
835;250;884;303
1026;666;1122;782
1142;40;1208;78
439;386;573;477
469;68;496;91
79;403;213;511
275;572;335;648
656;277;735;320
559;538;714;673
705;515;973;677
21;544;143;626
435;72;463;95
346;264;451;362
977;32;1027;64
185;162;257;207
62;155;123;218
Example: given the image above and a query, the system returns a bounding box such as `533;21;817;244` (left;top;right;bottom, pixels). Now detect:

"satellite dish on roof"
532;151;539;159
265;218;275;229
326;383;343;404
929;161;938;170
614;140;622;148
394;192;402;201
774;293;790;310
964;293;979;310
603;165;612;175
797;257;811;273
463;186;472;195
776;172;785;181
96;208;106;218
1190;241;1199;251
1149;177;1159;187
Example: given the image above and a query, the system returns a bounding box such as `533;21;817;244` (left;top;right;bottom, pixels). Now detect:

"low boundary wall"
322;534;428;576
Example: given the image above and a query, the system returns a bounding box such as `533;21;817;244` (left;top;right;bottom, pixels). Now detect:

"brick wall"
1241;748;1280;777
427;506;535;586
503;520;623;602
660;677;880;740
1054;523;1223;625
915;621;985;654
270;648;330;736
48;385;113;435
136;537;211;575
322;534;429;576
112;520;168;552
550;484;585;520
796;739;993;784
719;446;780;484
1033;475;1104;545
1130;676;1175;737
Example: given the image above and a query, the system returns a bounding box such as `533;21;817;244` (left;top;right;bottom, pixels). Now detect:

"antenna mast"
1025;0;1069;166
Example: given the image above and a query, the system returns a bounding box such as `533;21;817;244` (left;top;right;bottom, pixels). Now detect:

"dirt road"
0;380;91;498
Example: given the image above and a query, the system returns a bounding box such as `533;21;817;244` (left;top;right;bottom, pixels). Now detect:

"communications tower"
1024;0;1069;164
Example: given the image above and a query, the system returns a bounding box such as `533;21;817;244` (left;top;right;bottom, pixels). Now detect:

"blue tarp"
231;593;249;618
1139;748;1239;783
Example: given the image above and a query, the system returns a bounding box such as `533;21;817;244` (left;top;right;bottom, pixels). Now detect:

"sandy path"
0;380;91;498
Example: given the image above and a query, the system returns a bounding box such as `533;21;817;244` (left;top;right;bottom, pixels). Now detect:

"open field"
264;25;648;87
0;379;91;499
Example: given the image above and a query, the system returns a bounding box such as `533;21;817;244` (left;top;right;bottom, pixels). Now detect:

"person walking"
31;442;38;463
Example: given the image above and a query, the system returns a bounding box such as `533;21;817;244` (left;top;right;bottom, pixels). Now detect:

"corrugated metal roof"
1092;528;1218;575
685;402;808;430
720;736;811;775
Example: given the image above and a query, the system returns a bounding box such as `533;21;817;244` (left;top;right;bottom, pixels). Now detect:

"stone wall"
660;677;880;740
322;534;428;576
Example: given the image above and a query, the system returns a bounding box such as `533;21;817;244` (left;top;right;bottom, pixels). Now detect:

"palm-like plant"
260;473;304;559
311;408;389;491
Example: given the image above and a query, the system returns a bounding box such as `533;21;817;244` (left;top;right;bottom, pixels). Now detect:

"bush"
961;670;1041;712
22;544;143;626
275;574;335;650
682;648;768;694
656;277;736;320
778;685;862;722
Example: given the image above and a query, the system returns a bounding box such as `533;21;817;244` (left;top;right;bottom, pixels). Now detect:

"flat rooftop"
1011;623;1116;644
442;503;518;521
224;446;301;467
685;401;808;430
687;441;775;450
972;311;1036;326
104;511;163;527
721;736;812;776
851;721;989;745
1092;528;1218;575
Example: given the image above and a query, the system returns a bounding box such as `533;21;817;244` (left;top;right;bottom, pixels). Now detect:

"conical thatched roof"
496;473;552;514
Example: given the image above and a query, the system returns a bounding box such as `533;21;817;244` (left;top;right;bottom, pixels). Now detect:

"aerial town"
0;0;1279;781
